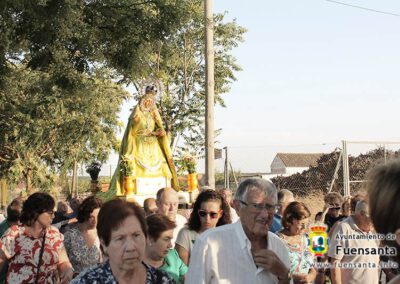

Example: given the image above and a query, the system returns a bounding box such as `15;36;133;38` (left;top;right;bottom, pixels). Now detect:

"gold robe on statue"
99;100;179;200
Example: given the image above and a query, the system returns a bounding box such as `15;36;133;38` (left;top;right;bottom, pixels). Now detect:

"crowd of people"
0;159;398;283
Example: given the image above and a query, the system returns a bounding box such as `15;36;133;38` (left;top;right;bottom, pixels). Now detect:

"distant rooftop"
276;153;324;167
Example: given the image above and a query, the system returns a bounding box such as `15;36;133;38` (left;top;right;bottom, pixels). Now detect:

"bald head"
277;189;294;215
143;198;157;216
156;187;179;221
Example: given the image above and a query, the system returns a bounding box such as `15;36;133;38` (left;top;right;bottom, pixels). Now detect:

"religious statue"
101;86;179;200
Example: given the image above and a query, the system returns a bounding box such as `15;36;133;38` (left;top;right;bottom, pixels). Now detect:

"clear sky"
106;0;400;175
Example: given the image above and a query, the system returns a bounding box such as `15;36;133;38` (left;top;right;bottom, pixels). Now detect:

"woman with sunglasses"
175;190;231;265
0;192;73;284
321;192;346;233
276;201;316;284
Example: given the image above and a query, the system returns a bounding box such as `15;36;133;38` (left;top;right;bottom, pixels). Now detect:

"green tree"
0;0;193;191
131;0;246;157
0;65;128;192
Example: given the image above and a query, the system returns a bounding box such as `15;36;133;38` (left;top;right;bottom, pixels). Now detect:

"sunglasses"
330;207;341;210
198;209;220;219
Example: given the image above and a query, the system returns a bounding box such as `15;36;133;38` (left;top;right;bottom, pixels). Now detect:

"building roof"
275;153;324;167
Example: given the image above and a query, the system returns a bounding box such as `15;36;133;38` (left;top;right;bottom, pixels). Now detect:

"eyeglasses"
239;200;278;213
329;207;341;211
45;210;54;215
198;209;220;219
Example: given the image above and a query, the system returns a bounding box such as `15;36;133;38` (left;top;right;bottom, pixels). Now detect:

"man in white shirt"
186;178;291;284
156;187;187;246
328;200;380;284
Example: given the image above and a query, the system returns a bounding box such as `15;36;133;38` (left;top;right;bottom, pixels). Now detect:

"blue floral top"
71;260;175;284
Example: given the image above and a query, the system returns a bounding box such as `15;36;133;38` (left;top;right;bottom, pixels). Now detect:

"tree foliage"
0;0;190;191
131;0;246;157
0;65;128;191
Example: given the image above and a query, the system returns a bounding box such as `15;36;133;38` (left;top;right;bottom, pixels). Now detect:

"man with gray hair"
328;200;380;284
270;189;294;233
186;178;291;284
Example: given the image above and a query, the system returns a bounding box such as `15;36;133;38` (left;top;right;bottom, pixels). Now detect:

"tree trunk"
71;161;77;197
25;169;33;194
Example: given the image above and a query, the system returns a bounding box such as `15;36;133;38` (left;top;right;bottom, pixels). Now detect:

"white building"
270;153;324;176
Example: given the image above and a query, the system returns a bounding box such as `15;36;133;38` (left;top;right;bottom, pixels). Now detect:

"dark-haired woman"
0;192;73;283
71;199;173;284
175;190;231;265
145;214;187;283
64;196;103;274
276;201;316;284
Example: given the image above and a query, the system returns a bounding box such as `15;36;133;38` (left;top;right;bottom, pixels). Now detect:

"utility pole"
223;147;229;188
342;141;350;197
205;0;215;188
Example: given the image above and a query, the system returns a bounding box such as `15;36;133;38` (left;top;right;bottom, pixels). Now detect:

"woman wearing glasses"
175;190;231;265
0;192;73;284
321;192;346;232
276;201;316;284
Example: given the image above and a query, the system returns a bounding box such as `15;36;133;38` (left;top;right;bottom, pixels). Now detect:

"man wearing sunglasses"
186;178;291;284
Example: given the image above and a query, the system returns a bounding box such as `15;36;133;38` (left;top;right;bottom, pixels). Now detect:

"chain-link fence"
9;141;395;204
268;142;400;197
342;141;400;195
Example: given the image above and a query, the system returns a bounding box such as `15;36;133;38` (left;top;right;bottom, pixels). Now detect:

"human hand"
292;273;312;284
59;264;74;284
156;129;166;137
253;249;289;279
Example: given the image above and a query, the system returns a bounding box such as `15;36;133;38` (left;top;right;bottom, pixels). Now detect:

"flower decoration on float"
120;155;134;176
179;153;197;174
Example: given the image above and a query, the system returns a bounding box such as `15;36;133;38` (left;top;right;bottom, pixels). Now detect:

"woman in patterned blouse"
0;192;74;284
276;201;316;284
64;196;103;274
71;199;174;284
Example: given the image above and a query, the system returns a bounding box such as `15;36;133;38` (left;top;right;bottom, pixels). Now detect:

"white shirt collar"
234;220;253;250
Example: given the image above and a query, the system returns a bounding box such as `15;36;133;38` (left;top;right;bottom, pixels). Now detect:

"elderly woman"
0;192;73;283
144;214;187;283
276;201;316;284
64;196;103;274
71;199;173;283
367;161;400;284
175;190;231;265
